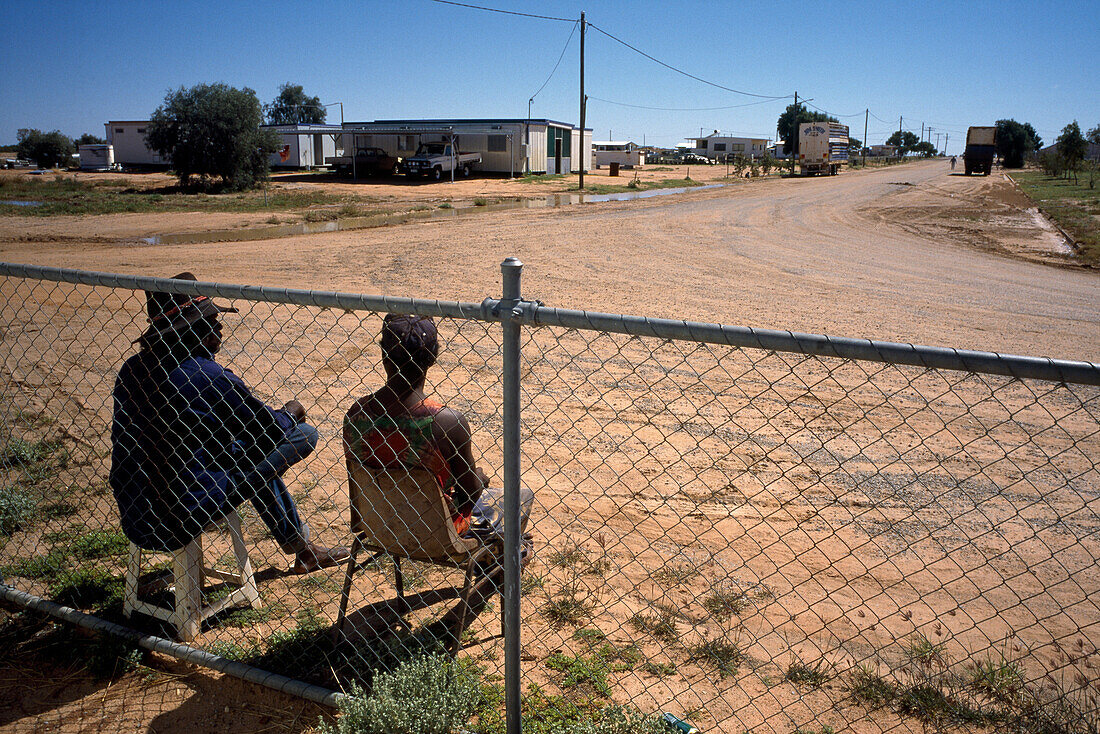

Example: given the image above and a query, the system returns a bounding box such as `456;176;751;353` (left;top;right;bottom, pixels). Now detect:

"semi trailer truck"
963;126;996;175
798;122;849;175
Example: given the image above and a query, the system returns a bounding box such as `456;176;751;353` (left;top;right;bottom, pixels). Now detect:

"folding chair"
336;463;496;654
123;509;261;642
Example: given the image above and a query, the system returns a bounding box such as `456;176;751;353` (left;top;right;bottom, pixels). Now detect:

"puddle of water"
141;183;724;246
1;200;43;207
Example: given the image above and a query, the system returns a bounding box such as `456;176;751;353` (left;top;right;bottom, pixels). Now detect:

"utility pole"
898;116;903;158
921;122;924;142
578;11;586;190
791;91;798;175
863;108;868;166
945;133;949;155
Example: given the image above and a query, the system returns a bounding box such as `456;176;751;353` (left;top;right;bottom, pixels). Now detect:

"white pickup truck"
399;142;481;181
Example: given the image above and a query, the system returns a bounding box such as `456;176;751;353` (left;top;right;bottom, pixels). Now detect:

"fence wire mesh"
1;267;1099;734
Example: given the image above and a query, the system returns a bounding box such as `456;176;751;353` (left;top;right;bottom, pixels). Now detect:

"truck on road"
962;126;996;175
798;122;849;175
399;142;481;181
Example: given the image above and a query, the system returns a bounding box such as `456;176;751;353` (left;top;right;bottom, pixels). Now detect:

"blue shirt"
111;350;294;551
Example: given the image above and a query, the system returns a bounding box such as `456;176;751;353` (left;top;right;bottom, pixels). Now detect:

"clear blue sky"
2;0;1097;153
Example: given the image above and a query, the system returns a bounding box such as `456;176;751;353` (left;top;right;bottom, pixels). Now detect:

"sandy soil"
1;159;1098;733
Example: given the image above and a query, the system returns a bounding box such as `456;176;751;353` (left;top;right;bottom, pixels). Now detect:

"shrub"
319;653;481;734
0;488;36;535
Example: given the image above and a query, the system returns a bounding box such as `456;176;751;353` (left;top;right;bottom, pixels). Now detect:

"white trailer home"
262;124;340;169
689;132;770;161
104;121;166;167
593;141;645;168
334;119;591;175
78;144;114;171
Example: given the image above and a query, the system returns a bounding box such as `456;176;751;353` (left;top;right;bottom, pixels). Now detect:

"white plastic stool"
123;509;261;641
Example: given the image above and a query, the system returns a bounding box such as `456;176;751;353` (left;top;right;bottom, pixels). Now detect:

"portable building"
104;121;166;167
593;141;645;168
689;132;770;160
334;119;591;175
262;124;340;168
78;144;114;171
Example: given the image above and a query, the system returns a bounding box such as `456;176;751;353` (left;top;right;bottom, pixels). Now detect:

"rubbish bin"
609;161;620;177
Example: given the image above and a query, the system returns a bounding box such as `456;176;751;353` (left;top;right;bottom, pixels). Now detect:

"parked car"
326;147;400;177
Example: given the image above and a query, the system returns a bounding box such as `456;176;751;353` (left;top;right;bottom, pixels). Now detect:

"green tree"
848;136;862;153
1055;120;1088;183
147;83;278;190
885;130;919;156
1086;123;1100;146
776;103;837;154
913;141;937;158
16;129;75;168
76;133;106;146
265;83;326;125
993;119;1042;168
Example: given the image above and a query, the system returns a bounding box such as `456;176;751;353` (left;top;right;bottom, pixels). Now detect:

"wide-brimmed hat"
136;272;238;343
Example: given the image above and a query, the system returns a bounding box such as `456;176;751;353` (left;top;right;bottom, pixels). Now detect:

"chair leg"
393;555;405;614
124;544;141;619
336;538;362;635
173;537;203;642
226;510;260;609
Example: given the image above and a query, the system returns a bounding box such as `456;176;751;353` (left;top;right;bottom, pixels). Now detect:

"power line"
586;21;790;100
804;101;864;118
530;21;579;101
587;95;783;112
428;0;573;23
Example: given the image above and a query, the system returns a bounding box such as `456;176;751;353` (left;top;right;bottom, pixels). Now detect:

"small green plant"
49;567;124;608
1;437;62;466
438;202;453;209
702;588;750;620
686;637;743;677
786;658;829;688
641;660;676;677
473;197;488;206
319;653;482;734
969;655;1023;699
794;725;835;734
0;488;36;534
547;651;613;696
628;608;678;644
265;215;281;224
905;632;947;668
544;591;592;627
848;664;895;706
69;529;129;559
651;563;696;586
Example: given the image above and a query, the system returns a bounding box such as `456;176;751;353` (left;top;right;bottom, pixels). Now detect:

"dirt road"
2;159;1095;362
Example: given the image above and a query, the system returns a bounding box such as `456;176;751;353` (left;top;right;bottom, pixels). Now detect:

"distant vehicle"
962;126;996;175
400;142;481;181
3;159;35;169
798;122;849;175
678;152;713;165
326;147;400;177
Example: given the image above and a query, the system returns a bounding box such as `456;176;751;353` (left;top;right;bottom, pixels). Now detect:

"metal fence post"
501;256;523;734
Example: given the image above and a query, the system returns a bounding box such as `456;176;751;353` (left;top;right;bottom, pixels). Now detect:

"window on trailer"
488;135;507;152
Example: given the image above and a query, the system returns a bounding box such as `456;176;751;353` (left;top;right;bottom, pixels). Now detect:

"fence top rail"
517;303;1100;387
0;263;487;321
4;262;1098;386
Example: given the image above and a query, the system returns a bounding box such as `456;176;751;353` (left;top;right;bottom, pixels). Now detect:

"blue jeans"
228;422;317;553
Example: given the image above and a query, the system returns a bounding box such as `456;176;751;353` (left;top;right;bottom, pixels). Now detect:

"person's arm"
434;407;487;515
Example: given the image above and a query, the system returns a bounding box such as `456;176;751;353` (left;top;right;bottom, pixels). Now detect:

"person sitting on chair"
343;313;533;553
111;272;349;574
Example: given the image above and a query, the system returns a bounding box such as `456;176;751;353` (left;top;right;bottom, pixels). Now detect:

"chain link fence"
2;262;1098;734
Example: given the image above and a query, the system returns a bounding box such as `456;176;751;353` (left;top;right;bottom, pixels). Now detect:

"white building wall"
105;122;164;166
